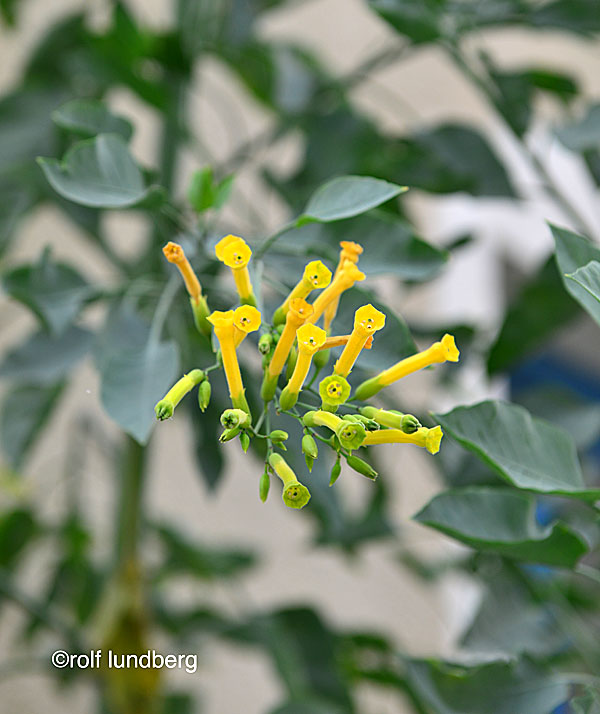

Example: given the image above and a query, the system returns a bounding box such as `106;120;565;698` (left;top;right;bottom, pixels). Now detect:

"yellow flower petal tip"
425;426;443;454
303;260;332;289
207;310;234;328
288;297;313;322
234;305;261;333
441;334;459;362
354;304;386;333
296;324;327;355
162;241;185;263
341;262;366;282
216;235;252;268
339;241;363;259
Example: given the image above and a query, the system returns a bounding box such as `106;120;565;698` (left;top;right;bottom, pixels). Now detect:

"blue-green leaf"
52;99;133;140
415;486;587;567
435;400;599;498
566;260;600;306
299;176;407;224
38;133;162;209
552;223;600;326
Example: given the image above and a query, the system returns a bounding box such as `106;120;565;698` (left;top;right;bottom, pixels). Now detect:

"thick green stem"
115;436;146;567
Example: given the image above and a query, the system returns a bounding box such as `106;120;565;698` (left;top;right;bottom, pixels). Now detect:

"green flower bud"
336;421;366;451
329;457;342;486
220;408;250;430
273;306;286;326
259;468;270;502
240;431;251;452
345;454;378;480
313;346;330;372
279;386;298;412
198;379;211;412
258;333;273;355
190;296;212;337
276;324;285;336
401;414;421;434
219;426;241;442
155;399;174;421
302;434;318;460
269;430;289;442
286;346;298;380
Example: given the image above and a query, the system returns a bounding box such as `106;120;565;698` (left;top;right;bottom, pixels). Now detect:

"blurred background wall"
0;1;599;712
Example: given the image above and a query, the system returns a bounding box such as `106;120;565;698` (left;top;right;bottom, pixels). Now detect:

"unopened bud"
198;379;211;412
258;333;273;355
269;430;289;442
155;399;174;421
329;457;342;487
240;431;251;452
259;468;270;502
219;426;241;442
302;434;318;460
345;454;378;480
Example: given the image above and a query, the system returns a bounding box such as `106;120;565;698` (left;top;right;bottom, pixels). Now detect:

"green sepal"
286;346;298;380
241;294;257;307
231;391;251;420
240;431;251;452
401;414;421;434
329;457;342;487
353;375;382;401
273;306;285;325
313;346;330;372
219;426;241;442
261;372;279;403
304;454;315;472
279;386;298;412
190;295;212;337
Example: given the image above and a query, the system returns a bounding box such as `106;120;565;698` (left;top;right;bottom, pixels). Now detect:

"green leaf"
567;260;600;305
38;133;161;209
0;326;93;384
331;287;416;374
153;523;255;580
405;658;568;714
299;176;407;224
95;302;178;444
572;690;600;714
531;0;600;34
187;166;214;212
552;223;600;326
461;569;567;657
52;99;133;140
0;508;38;569
0;382;64;469
435;400;599;498
0;0;19;25
3;250;94;335
415;486;587;566
487;255;579;374
557;104;600;152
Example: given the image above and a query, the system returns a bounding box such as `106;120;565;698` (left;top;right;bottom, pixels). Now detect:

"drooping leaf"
0;327;93;384
3;250;95;335
415;486;588;567
434;400;599;498
332;287;416;373
298;175;407;225
153;523;256;580
487;255;579;374
405;658;568;714
0;382;65;469
552;223;600;326
95;302;179;444
38;133;162;209
52;99;133;140
567;260;600;306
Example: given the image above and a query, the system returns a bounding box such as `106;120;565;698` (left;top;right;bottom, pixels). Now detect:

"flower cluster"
156;236;459;509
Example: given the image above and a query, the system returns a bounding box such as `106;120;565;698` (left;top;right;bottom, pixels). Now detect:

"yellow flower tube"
306;262;365;325
354;334;460;401
363;426;443;455
319;334;374;351
162;241;211;336
261;298;313;402
333;304;386;377
323;241;363;330
233;305;261;347
207;310;251;416
155;369;205;420
302;410;366;451
215;234;256;306
269;453;311;509
279;324;327;410
273;260;332;325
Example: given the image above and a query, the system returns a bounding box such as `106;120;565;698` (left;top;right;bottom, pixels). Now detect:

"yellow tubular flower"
307;262;365;325
155;369;205;420
363;426;443;455
207;310;251;416
269;453;311;509
163;242;211;336
279;324;327;410
262;298;313;402
319;334;374;351
354;334;460;401
233;305;261;347
273;260;332;325
333;304;386;377
324;241;363;330
215;234;256;306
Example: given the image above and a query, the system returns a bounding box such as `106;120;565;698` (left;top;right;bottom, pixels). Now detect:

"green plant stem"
115;436;146;567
